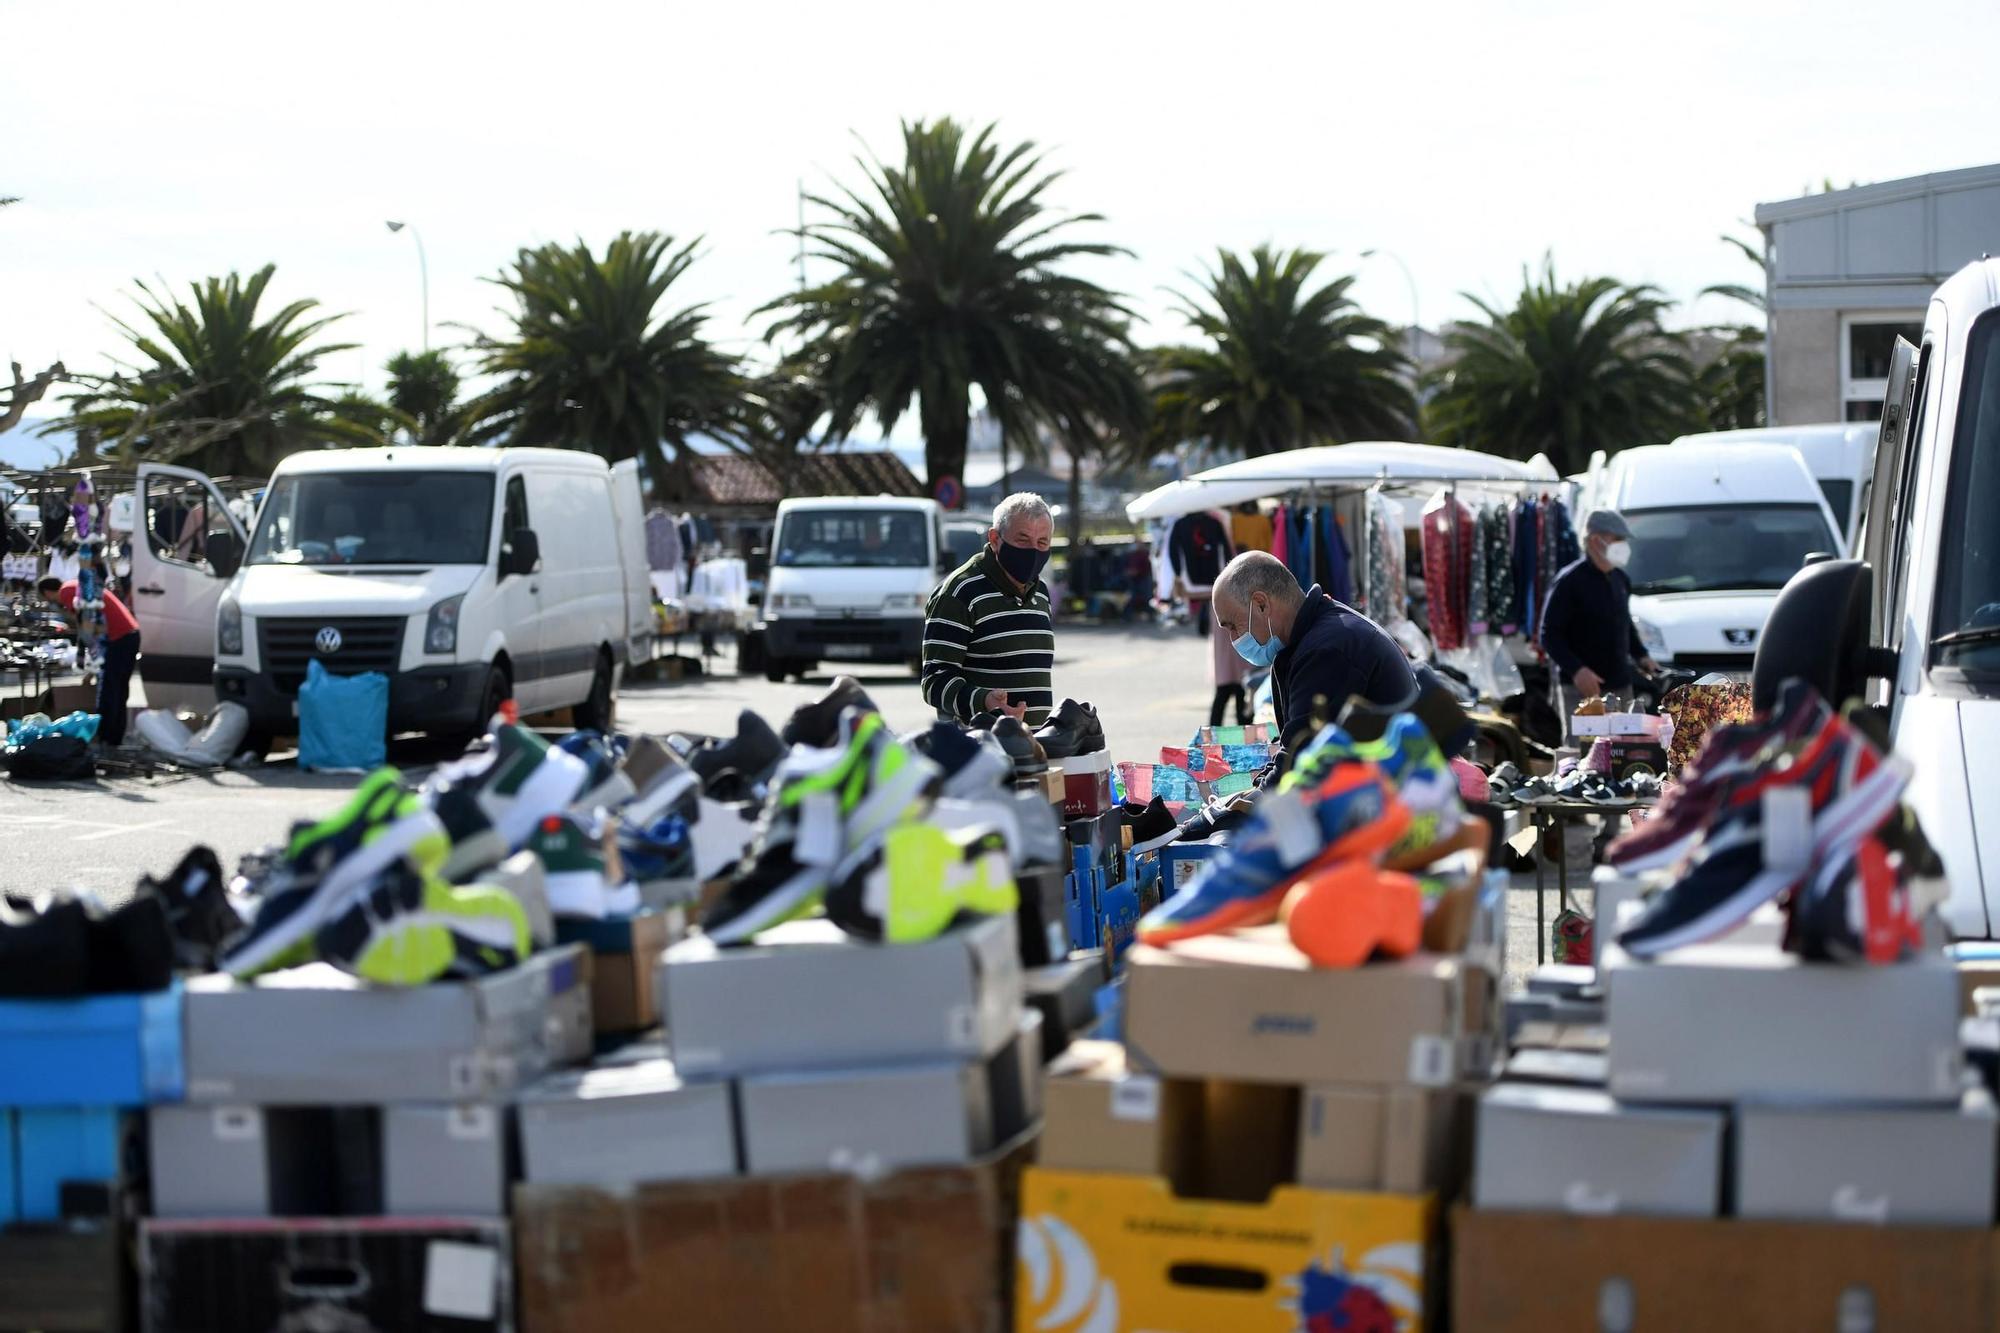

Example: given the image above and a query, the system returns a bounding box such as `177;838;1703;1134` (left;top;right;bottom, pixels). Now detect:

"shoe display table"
1520;797;1658;965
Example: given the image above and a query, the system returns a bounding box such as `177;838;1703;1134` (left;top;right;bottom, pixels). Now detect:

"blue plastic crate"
0;983;183;1106
16;1106;123;1221
0;1108;15;1224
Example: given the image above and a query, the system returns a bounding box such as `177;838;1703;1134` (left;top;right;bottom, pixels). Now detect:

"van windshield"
775;509;930;568
248;472;496;567
1625;504;1838;595
1934;312;2000;671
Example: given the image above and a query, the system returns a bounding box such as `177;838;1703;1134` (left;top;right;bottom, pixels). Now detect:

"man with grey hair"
1210;551;1416;753
921;491;1057;726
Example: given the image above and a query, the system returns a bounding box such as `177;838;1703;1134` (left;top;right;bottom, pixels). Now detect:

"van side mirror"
501;527;541;578
208;531;244;579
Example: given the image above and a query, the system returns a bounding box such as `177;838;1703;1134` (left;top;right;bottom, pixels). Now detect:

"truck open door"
608;459;656;676
132;462;248;714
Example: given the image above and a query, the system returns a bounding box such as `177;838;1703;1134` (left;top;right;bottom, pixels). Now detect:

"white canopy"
1124;442;1561;523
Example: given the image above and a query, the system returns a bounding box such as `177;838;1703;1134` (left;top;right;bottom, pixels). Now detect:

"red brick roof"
689;451;923;507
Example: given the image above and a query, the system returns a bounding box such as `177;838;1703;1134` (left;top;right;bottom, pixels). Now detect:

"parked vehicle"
1671;423;1875;551
138;448;653;746
1756;256;2000;938
1579;442;1843;676
757;496;946;682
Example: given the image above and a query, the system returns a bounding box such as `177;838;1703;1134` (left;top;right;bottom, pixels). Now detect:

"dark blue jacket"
1271;584;1418;752
1540;557;1648;690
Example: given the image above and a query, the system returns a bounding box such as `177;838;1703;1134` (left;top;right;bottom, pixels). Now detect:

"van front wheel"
573;650;616;734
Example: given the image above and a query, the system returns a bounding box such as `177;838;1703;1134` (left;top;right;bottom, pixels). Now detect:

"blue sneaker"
559;731;635;812
1137;761;1407;947
620;812;694;885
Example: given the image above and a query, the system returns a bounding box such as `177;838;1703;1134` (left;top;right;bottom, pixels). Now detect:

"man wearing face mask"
921;492;1057;727
1539;508;1659;718
1209;551;1416;756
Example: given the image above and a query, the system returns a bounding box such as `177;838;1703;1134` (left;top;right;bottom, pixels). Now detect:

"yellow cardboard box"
1017;1167;1434;1332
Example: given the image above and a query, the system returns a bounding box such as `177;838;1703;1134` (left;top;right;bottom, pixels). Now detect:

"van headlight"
217;597;244;656
425;594;464;655
769;593;813;612
1634;616;1668;657
881;594;921;611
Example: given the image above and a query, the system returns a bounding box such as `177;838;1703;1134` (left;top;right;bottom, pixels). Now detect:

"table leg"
1556;809;1571;913
1534;809;1547;966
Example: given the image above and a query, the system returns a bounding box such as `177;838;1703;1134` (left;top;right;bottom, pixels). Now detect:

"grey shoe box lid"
149;1105;326;1219
184;945;588;1105
382;1103;510;1217
661;916;1021;1077
517;1058;737;1188
1474;1082;1724;1218
1735;1090;1999;1227
1605;942;1963;1104
739;1060;994;1176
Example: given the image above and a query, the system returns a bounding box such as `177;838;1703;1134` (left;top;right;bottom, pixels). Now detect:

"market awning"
1124;442;1561;523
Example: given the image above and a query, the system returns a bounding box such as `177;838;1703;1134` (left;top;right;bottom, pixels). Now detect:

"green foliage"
460;232;742;498
1427;259;1698;473
1695;230;1768;430
1150;245;1415;459
384;349;463;445
761;117;1141;486
46;264;371;474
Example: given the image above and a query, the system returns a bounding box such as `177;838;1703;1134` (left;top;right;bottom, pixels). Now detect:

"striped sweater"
921;547;1056;725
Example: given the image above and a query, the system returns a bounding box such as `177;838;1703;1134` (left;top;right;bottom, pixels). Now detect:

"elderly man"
922;492;1056;726
1210;551;1416;753
1540;507;1659;717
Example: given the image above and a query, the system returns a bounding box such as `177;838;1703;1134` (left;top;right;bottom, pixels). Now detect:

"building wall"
1769;308;1841;424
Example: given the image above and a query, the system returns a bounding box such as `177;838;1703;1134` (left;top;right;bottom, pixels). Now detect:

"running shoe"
826;821;1019;943
315;862;530;985
702;709;939;945
486;849;555;949
138;845;241;972
619;811;695;885
424;724;589;857
1280;860;1422;968
1283;716;1464;871
781;675;878;748
558;731;636;812
527;812;642;919
1137;762;1408;946
687;710;786;790
1787;832;1922;964
1120;796;1181;855
908;721;1013;799
223;769;451;978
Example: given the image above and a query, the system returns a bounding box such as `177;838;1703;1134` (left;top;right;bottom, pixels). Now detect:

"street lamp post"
385;220;430;352
1359;247;1421;366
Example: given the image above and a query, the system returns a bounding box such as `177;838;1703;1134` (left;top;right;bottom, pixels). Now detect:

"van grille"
259;616;407;693
798;617;903;648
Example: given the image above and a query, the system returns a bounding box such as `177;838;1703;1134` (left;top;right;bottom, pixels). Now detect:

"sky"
5;0;2000;466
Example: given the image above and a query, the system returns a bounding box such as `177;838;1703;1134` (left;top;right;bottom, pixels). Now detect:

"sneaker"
908;721;1013;799
486;849;555;949
1285;716;1464;872
424;725;589;856
826;821;1019;943
619;812;695;886
1137;763;1409;946
0;895;91;997
703;710;939;946
781;676;878;749
618;734;683;794
139;846;241;972
315;862;530;985
1280;861;1422;968
1175;794;1255;843
690;795;761;882
990;716;1048;781
1120;797;1180;855
83;891;176;994
223;770;451;978
527;813;642;919
1032;698;1105;760
1788;832;1923;964
1616;718;1909;959
688;710;787;791
558;732;636;812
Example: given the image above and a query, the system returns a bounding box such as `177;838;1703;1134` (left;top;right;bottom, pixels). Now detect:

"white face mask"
1605;540;1632;569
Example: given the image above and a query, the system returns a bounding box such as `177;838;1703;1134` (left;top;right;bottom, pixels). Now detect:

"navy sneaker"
687;710;787;791
559;731;636;812
908;721;1013;798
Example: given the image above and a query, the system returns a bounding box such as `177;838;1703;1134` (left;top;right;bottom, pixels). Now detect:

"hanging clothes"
1485;506;1515;635
1229;506;1274;554
1419;488;1474;652
1285;506;1314;586
1511;497;1539;635
1467;505;1490;636
1369;489;1406;626
644;509;682;574
1326;512;1354;607
1270;504;1290;571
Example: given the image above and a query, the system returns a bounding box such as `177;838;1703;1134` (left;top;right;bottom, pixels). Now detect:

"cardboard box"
1060;765;1114;819
660;916;1020;1077
0;1219;127;1333
139;1217;513;1333
383;1104;511;1216
1734;1091;1999;1226
1024;952;1105;1056
740;1061;994;1175
989;1009;1044;1143
148;1106;340;1219
1605;942;1963;1103
516;1146;1024;1333
556;911;671;1033
1298;1085;1462;1194
183;947;587;1104
1567;711;1662;738
40;683;100;717
1038;1040;1203;1183
0;983;182;1106
1015;864;1071;968
1018;1168;1437;1332
1452;1206;2000;1333
16;1107;128;1223
1158;837;1224;896
517;1057;737;1188
1474;1083;1723;1218
1032;769;1064;805
1125;930;1489;1087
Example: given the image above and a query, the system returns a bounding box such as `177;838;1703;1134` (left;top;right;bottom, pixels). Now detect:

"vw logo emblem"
1724;627;1757;647
315;627;343;654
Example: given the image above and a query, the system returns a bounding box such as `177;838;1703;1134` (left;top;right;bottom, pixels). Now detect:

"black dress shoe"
1032;698;1105;760
991;716;1048;780
84;893;175;994
0;895;91;997
781;676;878;748
1119;797;1179;852
968;711;1001;731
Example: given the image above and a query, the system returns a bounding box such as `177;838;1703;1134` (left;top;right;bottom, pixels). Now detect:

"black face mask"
995;540;1049;585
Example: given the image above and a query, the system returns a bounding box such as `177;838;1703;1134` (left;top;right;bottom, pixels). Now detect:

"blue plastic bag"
6;711;99;746
296;659;388;772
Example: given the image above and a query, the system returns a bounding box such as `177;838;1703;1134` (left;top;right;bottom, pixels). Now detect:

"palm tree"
460;232;742;498
1427;259;1699;473
385;349;462;445
1695;231;1768;430
761;117;1139;488
45;264;372;473
1150;245;1416;458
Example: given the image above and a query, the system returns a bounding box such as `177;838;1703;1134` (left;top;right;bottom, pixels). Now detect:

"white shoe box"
1474;1083;1724;1218
381;1103;509;1216
148;1106;329;1218
1734;1091;1999;1227
517;1058;738;1187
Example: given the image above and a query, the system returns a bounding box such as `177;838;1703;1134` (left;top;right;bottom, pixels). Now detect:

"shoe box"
1124;928;1497;1088
183;945;588;1104
1157;836;1225;898
0;1108;12;1224
517;1057;737;1187
658;915;1020;1078
1054;748;1113;818
383;1103;513;1216
554;911;676;1034
1037;1039;1204;1182
1603;941;1963;1104
1299;1084;1468;1195
1015;863;1071;968
1199;724;1270;745
1024;951;1107;1057
1473;1083;1725;1218
17;1105;133;1223
0;983;184;1106
1452;1205;2000;1333
139;1215;513;1333
1733;1090;1998;1226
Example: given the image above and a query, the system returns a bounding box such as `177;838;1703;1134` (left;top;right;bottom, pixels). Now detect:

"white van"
137;448;653;746
1757;256;2000;938
1581;442;1844;675
757;495;945;682
1671;424;1875;551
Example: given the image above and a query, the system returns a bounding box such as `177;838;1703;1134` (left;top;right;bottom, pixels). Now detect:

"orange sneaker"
1281;861;1424;969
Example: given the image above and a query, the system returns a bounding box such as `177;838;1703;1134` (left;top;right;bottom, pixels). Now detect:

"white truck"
756;495;948;682
135;447;653;746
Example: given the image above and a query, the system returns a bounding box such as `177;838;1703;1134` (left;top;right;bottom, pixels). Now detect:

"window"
145;478;234;572
503;476;530;536
1933;313;2000;676
1624;504;1841;595
248;472;496;567
1842;314;1925;421
774;509;931;569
